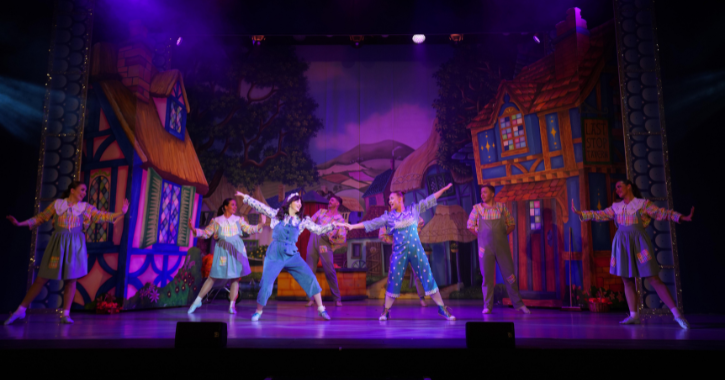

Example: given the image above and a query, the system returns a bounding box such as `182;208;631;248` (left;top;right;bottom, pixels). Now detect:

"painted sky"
296;45;454;165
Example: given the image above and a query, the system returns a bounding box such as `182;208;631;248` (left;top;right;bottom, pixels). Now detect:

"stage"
2;300;724;351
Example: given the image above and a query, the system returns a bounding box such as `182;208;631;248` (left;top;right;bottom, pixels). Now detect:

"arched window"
164;82;187;140
498;107;528;157
86;173;111;243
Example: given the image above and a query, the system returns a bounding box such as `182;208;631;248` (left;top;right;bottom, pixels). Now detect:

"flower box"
587;297;611;313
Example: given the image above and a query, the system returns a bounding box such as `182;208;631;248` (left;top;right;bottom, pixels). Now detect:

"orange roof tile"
468;20;614;130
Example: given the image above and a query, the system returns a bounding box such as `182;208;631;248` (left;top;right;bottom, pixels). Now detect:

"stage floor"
2;300;724;350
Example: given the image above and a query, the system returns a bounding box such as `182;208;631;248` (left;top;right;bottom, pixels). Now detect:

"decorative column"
613;0;682;315
28;0;94;309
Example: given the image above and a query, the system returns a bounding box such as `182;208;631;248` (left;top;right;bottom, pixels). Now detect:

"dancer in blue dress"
343;183;456;321
236;191;339;321
187;198;266;315
572;179;693;329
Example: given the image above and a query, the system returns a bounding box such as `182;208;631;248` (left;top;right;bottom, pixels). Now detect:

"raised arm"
412;183;450;215
237;191;278;218
642;200;692;223
572;199;615;222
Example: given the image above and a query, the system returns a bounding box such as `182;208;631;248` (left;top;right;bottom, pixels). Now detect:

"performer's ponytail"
217;198;234;216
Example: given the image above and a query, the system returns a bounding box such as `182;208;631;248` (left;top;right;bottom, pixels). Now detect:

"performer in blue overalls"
343;183;456;321
237;191;339;321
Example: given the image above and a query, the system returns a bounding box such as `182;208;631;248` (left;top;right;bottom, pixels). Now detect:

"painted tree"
433;46;502;179
184;45;323;196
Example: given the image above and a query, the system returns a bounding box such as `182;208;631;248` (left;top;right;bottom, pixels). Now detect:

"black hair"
61;181;85;199
217;198;235;217
481;184;495;194
329;194;343;205
616;179;643;199
276;194;304;220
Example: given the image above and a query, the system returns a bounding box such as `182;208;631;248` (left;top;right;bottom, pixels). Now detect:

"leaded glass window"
529;200;541;231
158;181;182;244
86;173;111;243
164;81;187;141
499;107;528;157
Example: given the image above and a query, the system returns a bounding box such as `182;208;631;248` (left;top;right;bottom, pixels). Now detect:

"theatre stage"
2;300;724;351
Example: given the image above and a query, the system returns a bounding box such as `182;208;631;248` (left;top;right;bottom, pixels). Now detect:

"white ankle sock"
670;307;682;318
317;306;325;312
194;296;202;304
16;305;26;314
630;311;639;319
62;309;71;317
229;300;235;308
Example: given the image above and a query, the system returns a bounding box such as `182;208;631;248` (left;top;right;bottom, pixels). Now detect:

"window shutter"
140;168;163;248
176;185;196;247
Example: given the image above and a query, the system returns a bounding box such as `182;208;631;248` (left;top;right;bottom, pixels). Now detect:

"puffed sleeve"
27;201;57;229
412;194;437;215
642;200;682;223
243;196;278;219
501;203;515;229
467;205;479;233
238;217;263;235
195;219;218;239
580;207;615;222
363;213;388;232
301;217;335;235
85;204;116;224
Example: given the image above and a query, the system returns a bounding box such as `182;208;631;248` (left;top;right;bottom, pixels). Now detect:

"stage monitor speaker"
175;322;227;348
465;322;515;349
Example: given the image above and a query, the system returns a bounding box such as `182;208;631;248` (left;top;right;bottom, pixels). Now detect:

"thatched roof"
390;123;439;193
98;80;209;194
348;205;388;240
419;204;477;244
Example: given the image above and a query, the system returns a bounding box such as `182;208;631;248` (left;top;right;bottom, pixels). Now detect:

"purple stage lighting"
533;34;540;43
176;37;182;46
412;34;425;44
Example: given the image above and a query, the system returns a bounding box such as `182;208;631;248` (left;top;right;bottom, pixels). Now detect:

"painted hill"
317;140;414;173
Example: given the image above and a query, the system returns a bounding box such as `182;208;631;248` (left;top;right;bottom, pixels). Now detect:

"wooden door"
507;199;561;307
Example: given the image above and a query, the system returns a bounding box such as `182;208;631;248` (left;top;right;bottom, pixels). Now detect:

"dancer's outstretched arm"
300;217;338;235
642;200;693;223
239;214;267;235
571;199;615;222
236;191;278;218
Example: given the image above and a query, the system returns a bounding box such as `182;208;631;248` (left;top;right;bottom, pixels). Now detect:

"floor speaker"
175;322;227;348
465;322;515;349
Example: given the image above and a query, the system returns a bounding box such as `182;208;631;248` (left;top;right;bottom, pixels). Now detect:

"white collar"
215;214;240;224
612;198;645;213
55;198;87;216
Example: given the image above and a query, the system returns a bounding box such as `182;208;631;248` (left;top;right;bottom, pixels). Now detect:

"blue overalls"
256;221;323;306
